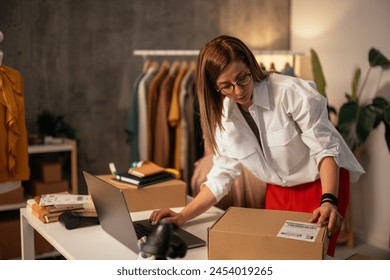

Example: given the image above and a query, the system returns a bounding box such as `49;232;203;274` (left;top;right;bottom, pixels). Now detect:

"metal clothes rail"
133;49;304;57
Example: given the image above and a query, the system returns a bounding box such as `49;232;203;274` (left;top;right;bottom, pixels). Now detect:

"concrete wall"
292;0;390;251
0;0;290;193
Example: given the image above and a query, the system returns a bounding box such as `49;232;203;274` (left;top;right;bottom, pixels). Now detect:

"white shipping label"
277;220;320;242
39;194;91;206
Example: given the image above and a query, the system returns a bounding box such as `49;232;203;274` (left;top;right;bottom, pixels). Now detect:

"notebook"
83;171;206;254
128;162;165;178
113;171;175;187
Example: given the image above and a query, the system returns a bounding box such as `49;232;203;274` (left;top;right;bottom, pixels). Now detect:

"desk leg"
20;211;35;260
66;139;78;194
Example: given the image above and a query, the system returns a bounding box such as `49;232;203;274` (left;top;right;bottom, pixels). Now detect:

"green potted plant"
310;48;390;154
37;110;78;140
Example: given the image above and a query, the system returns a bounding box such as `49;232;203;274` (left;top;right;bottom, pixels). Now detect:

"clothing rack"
133;49;305;70
133;49;304;57
133;50;200;57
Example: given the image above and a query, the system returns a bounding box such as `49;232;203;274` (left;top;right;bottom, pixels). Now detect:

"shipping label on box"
277;220;320;242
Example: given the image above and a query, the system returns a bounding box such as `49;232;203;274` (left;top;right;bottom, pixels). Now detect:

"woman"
150;35;365;256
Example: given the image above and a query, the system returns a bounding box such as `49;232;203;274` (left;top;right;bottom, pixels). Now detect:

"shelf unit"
0;200;27;212
1;138;78;211
0;138;78;259
27;138;78;194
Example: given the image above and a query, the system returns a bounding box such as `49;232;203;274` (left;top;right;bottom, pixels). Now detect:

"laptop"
83;171;206;254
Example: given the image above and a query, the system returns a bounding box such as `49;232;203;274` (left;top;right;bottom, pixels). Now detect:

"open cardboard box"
97;174;186;212
208;207;329;260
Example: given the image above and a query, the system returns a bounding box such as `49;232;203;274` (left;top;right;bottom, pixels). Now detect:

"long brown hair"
196;35;268;154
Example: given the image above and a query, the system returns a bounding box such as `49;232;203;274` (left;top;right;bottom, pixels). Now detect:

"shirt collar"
223;78;271;120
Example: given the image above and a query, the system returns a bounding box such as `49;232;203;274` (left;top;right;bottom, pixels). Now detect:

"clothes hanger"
142;59;151;72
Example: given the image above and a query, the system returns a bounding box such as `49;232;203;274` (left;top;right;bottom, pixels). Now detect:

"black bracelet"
320;193;338;207
320;199;338;207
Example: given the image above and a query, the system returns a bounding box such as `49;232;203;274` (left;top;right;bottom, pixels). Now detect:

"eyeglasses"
216;73;252;95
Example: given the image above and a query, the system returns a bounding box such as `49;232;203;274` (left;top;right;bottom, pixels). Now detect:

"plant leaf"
356;105;377;143
385;123;390;151
370;97;390;128
328;105;337;115
368;48;390;68
337;102;360;151
372;96;388;109
344;93;353;103
310;49;327;97
351;68;361;102
383;105;390;125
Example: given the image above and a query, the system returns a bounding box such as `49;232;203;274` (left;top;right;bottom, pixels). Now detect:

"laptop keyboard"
134;223;151;239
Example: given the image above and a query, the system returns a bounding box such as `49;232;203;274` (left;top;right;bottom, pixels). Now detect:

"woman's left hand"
310;202;343;237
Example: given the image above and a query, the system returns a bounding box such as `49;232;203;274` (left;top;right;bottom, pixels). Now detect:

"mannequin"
0;30;25;194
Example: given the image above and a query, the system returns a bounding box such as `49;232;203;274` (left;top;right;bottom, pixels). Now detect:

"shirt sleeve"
281;78;341;168
202;137;243;202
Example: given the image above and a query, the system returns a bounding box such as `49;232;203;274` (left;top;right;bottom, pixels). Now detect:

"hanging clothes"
153;61;180;167
125;58;204;186
168;61;189;171
281;62;296;77
147;61;170;161
138;63;159;161
0;65;30;182
179;61;197;184
125;71;146;163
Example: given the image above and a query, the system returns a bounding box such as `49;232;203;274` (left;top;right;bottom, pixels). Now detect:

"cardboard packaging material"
40;161;62;182
97;174;186;212
0;211;53;259
0;186;24;205
28;180;69;196
208;207;329;260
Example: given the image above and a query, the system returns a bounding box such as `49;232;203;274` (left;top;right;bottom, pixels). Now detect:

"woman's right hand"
149;208;185;226
149;186;217;228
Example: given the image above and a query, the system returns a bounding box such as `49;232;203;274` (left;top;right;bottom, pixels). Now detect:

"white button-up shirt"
204;73;365;202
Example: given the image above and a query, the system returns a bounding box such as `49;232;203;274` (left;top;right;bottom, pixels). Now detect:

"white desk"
20;206;224;260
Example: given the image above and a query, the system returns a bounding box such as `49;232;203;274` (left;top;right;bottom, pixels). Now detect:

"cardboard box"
0;211;53;259
0;186;24;205
29;157;62;181
40;161;62;182
28;180;69;196
0;211;21;259
97;174;186;212
208;207;329;260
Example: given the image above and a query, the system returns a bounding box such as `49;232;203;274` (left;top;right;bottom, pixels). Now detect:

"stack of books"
113;162;176;187
27;193;95;223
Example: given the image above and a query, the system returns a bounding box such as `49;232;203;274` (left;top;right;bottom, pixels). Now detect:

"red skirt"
264;168;350;257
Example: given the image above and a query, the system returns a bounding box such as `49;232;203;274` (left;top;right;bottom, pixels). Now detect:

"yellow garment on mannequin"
0;65;30;182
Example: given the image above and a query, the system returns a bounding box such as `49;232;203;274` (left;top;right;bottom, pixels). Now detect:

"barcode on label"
277;220;320;242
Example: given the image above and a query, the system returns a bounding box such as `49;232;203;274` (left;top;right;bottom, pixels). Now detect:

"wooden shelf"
0;200;27;212
28;143;73;154
28;138;78;194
